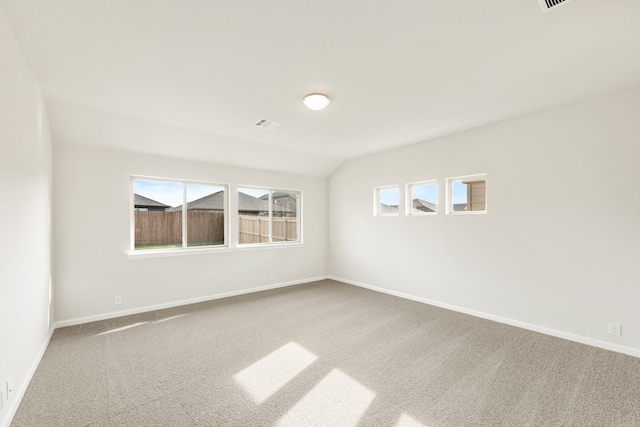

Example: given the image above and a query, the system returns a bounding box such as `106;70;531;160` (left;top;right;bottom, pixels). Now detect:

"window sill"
236;242;304;251
128;246;233;260
447;211;487;216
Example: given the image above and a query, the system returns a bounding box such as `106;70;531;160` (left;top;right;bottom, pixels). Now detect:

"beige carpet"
12;280;640;426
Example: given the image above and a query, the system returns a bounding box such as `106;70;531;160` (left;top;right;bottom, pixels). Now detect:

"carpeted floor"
11;280;640;426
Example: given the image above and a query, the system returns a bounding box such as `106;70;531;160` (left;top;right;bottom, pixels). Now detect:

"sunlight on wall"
235;342;318;404
277;368;376;427
396;413;427;427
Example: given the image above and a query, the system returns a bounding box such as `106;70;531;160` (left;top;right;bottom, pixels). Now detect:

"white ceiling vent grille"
254;118;281;130
537;0;573;12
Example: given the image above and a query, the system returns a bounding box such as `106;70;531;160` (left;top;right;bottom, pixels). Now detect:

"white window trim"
236;185;303;247
128;246;233;259
405;180;438;216
373;185;400;216
446;173;487;215
236;242;304;251
129;175;230;255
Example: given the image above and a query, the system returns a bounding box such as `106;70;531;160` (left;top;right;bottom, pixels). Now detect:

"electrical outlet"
384;276;390;286
6;377;11;400
270;273;275;281
115;295;122;305
608;323;621;337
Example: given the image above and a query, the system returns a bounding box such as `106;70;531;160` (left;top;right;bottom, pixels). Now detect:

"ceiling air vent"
254;118;281;130
537;0;573;12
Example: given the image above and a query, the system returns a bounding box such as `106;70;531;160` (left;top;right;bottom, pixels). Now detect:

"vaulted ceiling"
2;0;640;176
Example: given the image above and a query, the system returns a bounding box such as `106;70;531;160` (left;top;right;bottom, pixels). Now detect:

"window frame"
373;185;400;217
446;173;487;215
236;185;303;248
405;180;438;216
129;176;230;255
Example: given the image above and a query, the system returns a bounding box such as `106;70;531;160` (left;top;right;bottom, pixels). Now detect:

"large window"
237;187;301;245
447;174;487;214
132;177;228;251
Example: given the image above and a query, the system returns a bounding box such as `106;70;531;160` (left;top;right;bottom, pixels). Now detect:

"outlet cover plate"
608;323;621;336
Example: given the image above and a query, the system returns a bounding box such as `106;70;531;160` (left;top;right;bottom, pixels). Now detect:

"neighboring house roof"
167;190;294;213
259;192;297;214
260;192;293;200
453;203;468;211
239;191;269;213
167;191;225;212
379;203;399;214
134;194;170;208
412;198;436;213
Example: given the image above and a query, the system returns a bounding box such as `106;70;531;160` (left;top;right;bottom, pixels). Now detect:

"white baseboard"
55;276;329;328
1;327;55;427
329;276;640;359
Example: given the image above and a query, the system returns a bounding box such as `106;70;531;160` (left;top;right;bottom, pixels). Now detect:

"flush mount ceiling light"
303;93;330;111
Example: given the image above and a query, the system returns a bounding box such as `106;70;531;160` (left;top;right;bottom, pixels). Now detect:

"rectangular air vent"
254;118;281;130
537;0;573;12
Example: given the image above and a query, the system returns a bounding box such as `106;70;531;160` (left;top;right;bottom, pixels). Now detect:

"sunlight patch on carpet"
153;314;187;323
96;322;149;335
396;413;427;427
235;342;318;404
277;368;376;427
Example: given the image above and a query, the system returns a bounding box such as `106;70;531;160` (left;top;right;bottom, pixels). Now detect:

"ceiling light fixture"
303;93;330;111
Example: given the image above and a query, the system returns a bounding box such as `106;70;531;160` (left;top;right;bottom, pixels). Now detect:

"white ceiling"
2;0;640;177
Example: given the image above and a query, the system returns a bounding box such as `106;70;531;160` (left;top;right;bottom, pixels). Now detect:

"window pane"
410;183;437;214
133;180;182;250
451;179;486;212
452;181;468;212
271;191;299;243
238;187;269;244
186;184;225;247
378;187;399;215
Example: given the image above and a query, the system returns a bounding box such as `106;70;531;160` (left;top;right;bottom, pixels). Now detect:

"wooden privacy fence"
135;211;297;246
239;215;298;244
135;211;225;246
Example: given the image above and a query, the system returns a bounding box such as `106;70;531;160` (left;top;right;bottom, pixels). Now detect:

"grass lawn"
188;241;224;247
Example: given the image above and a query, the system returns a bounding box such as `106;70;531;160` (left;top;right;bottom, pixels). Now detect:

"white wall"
53;144;328;324
0;8;53;427
329;85;640;355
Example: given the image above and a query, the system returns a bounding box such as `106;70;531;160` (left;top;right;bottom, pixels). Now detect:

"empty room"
1;1;640;426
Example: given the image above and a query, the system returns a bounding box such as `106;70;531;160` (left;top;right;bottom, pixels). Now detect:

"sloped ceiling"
2;0;640;176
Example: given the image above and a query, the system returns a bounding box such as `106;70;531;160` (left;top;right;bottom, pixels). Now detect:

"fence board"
135;211;225;247
135;211;182;246
136;212;297;247
239;215;297;244
187;211;225;246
